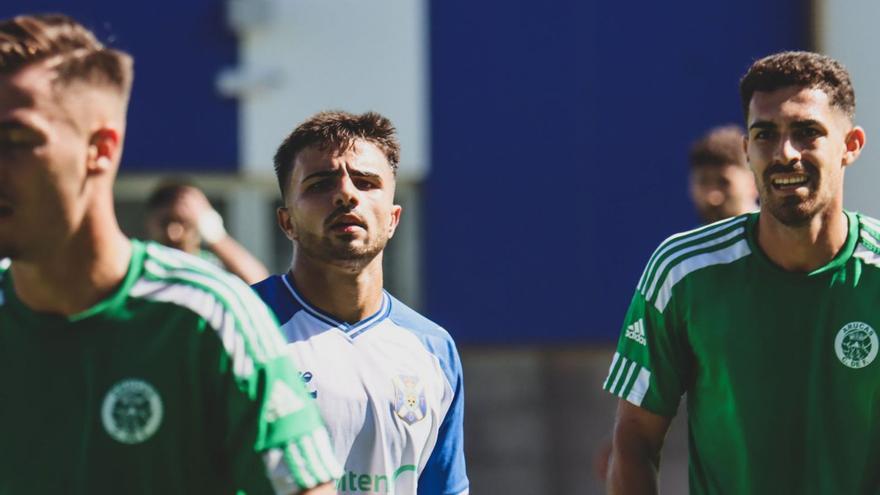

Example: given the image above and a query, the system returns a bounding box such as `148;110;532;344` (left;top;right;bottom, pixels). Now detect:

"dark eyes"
794;127;820;139
306;179;335;193
752;128;821;141
0;129;43;152
753;130;775;140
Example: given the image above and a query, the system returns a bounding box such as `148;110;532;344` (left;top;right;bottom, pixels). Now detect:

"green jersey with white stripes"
605;211;880;495
0;240;342;494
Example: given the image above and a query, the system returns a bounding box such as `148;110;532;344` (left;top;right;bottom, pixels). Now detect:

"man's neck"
290;255;385;324
10;226;132;317
756;207;849;272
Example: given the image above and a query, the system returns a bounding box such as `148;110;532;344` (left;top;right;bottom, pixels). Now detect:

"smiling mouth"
770;174;810;191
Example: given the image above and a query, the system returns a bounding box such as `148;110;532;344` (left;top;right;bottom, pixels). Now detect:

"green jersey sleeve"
603;288;691;417
140;243;342;494
213;284;342;494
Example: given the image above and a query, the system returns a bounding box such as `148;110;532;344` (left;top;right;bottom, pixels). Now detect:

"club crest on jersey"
101;379;163;444
835;321;879;369
392;375;427;425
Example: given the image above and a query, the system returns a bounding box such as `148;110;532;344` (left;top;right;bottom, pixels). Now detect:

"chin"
768;205;818;227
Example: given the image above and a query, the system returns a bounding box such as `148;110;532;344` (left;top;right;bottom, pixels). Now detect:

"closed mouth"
327;213;366;230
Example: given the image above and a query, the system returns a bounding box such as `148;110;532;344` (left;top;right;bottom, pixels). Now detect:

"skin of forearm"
208;236;270;284
607;429;662;494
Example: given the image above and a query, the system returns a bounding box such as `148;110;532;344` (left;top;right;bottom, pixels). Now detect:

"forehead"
747;86;836;124
292;139;393;178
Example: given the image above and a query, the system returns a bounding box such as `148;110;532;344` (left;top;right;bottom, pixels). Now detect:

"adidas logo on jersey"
625;320;647;346
264;381;306;422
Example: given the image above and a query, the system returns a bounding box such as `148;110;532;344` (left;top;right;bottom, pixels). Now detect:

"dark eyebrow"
748;121;776;131
302;169;343;183
790;119;822;129
301;168;382;183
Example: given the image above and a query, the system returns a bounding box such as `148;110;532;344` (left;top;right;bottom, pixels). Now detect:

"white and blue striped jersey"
252;273;469;495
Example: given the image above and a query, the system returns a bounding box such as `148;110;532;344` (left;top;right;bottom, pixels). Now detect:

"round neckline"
744;210;859;279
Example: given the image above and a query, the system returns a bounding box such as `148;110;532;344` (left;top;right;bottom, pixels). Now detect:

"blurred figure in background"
688;125;758;224
145;180;269;284
252;111;469;495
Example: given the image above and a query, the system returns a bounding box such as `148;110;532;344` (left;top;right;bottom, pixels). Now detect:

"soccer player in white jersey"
252;111;469;495
0;13;340;494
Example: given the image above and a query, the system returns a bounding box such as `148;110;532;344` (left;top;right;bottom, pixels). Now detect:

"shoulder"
857;212;880;247
250;274;303;324
133;242;285;366
636;213;753;311
387;294;462;383
854;212;880;264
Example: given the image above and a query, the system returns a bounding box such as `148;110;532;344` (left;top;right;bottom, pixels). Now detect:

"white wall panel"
231;0;429;180
817;0;880;215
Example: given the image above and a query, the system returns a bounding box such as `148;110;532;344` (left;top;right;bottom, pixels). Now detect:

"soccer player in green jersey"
0;13;340;494
605;51;878;494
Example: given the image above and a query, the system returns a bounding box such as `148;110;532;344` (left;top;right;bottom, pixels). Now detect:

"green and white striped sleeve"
603;288;690;417
141;243;342;493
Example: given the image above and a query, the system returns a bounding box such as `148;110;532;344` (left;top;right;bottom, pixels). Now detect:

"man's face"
278;140;401;266
745;86;857;227
689;164;757;224
0;61;92;261
145;203;201;254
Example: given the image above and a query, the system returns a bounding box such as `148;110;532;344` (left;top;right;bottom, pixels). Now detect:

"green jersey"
605;211;880;494
0;240;342;494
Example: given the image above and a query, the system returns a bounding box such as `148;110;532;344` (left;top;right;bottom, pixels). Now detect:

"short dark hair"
146;180;195;212
739;51;855;121
0;13;133;98
689;125;746;170
273;111;400;198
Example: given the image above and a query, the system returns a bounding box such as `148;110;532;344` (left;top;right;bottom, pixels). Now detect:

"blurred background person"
145;180;269;284
688;125;759;224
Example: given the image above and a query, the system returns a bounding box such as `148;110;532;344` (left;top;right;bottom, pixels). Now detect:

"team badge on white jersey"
101;379;163;444
393;375;427;425
835;321;879;369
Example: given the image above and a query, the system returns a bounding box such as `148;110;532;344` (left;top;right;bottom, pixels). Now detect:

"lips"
326;212;366;231
764;162;816;193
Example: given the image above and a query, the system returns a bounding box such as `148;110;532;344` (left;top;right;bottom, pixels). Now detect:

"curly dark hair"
739;51;854;121
0;13;132;97
273;111;400;198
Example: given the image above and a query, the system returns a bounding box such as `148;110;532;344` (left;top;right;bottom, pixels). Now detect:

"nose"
774;135;800;165
333;176;359;208
706;190;725;207
165;221;186;242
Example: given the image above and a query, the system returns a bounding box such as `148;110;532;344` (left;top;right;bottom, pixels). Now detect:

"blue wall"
0;2;238;172
427;1;810;343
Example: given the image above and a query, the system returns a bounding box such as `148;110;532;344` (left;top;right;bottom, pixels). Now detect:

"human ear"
276;206;297;241
387;204;402;239
843;126;866;166
87;128;120;173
